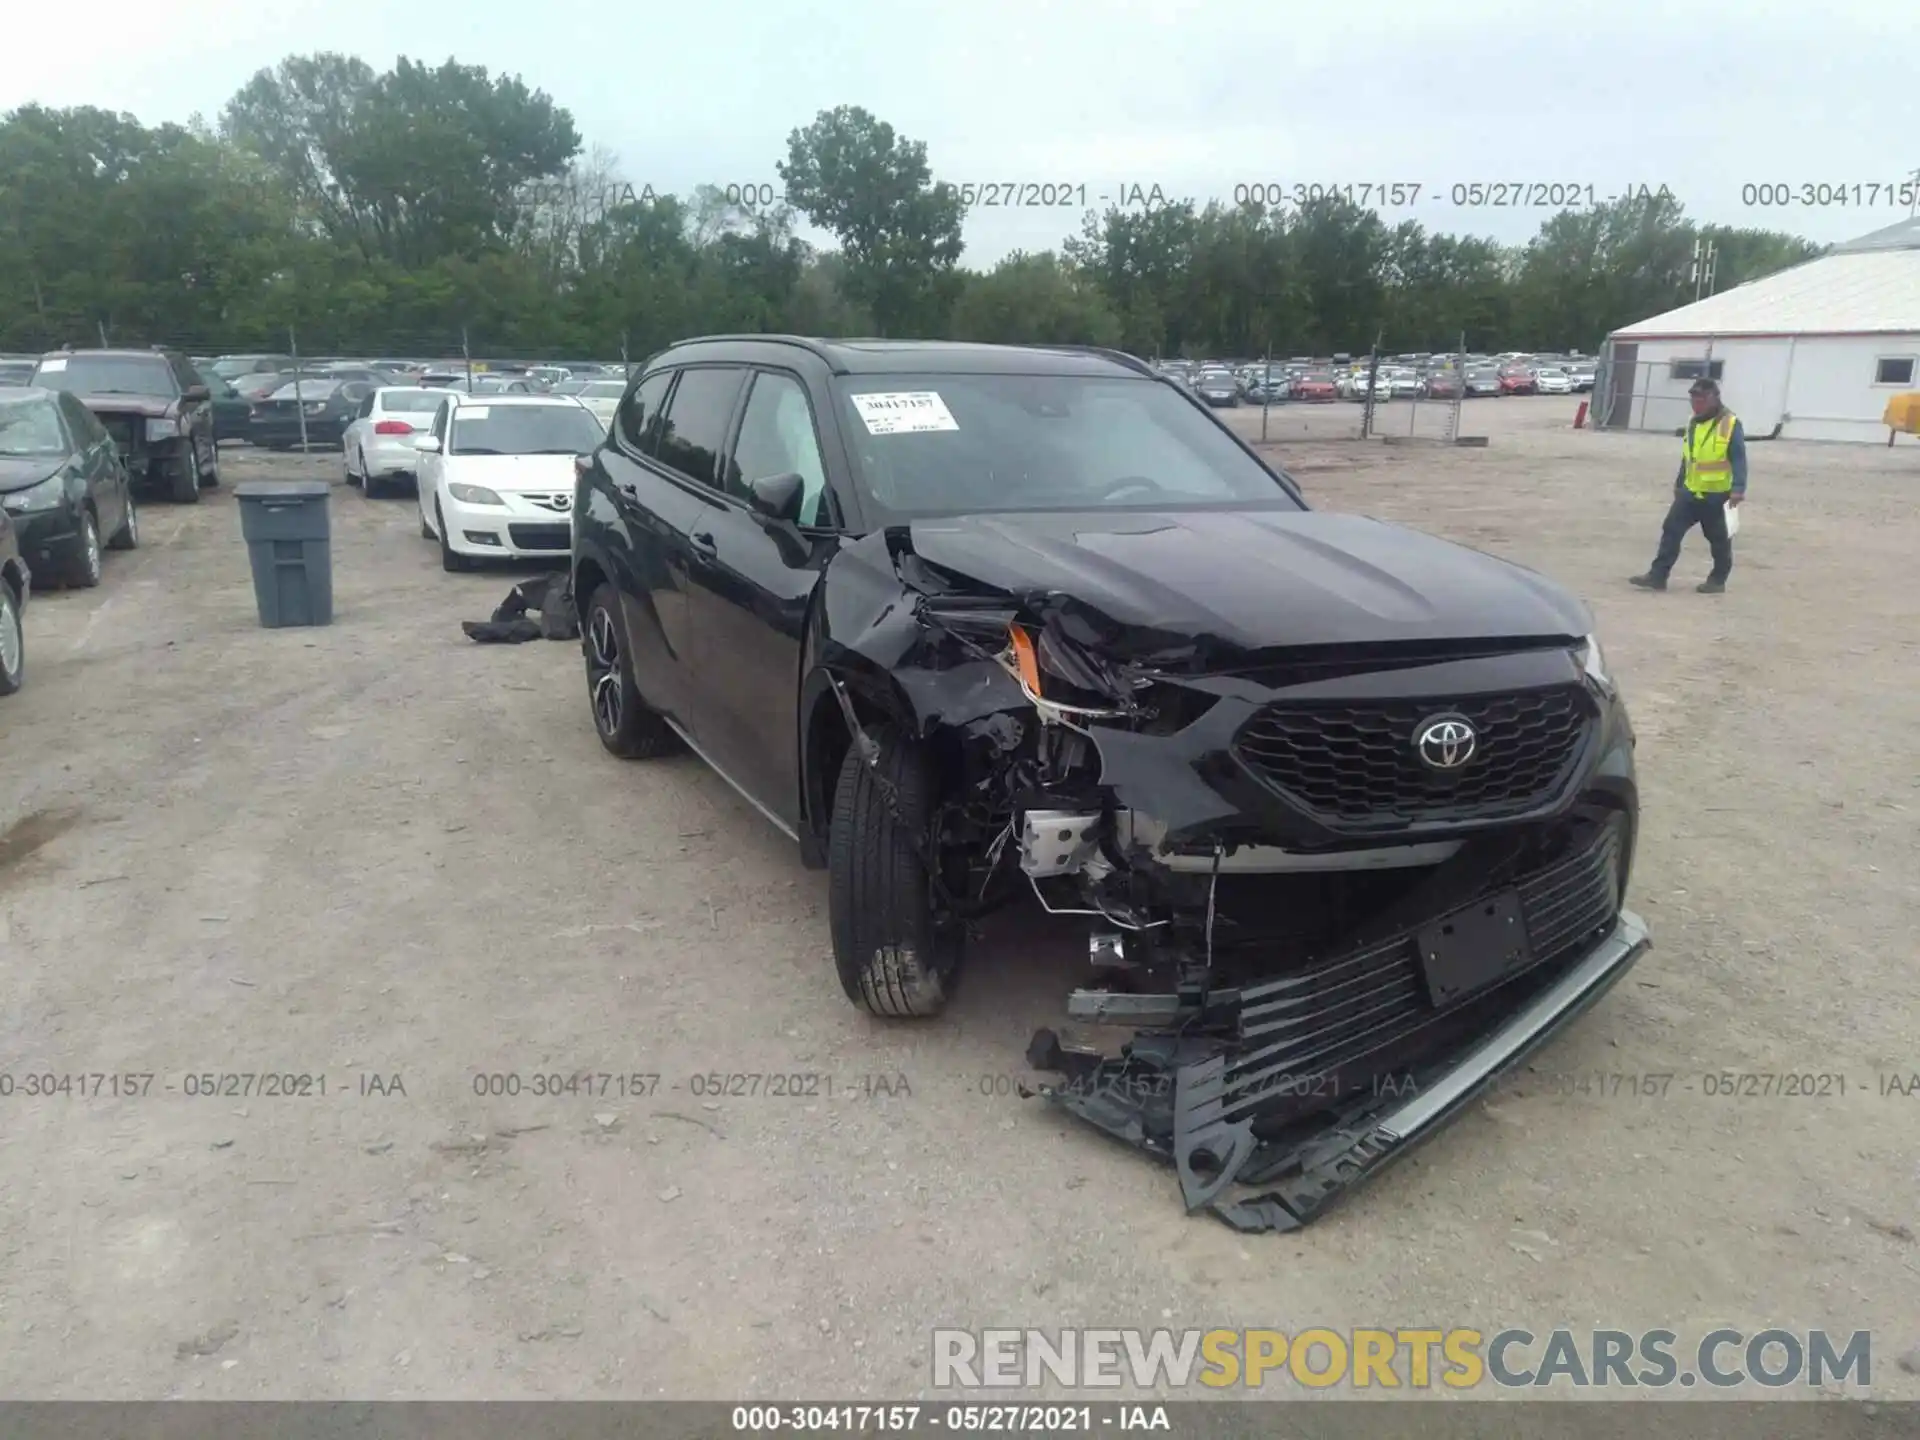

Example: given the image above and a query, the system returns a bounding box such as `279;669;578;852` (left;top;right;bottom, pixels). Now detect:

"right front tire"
170;443;202;504
437;498;473;572
582;584;677;759
827;726;963;1017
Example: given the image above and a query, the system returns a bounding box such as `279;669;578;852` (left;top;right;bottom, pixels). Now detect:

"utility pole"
97;319;109;348
1690;236;1719;302
462;327;474;393
1360;330;1383;439
1260;342;1272;443
288;324;310;452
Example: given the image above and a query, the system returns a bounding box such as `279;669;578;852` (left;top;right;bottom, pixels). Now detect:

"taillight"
373;420;414;435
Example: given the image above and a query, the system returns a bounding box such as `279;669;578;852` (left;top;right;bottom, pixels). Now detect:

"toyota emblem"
1415;715;1477;771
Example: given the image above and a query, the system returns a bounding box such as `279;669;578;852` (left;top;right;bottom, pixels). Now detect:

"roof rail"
1045;345;1157;378
665;334;843;368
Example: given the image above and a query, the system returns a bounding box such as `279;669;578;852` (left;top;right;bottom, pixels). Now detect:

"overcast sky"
8;0;1914;265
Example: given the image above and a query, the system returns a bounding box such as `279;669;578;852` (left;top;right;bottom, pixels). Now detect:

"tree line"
0;53;1824;362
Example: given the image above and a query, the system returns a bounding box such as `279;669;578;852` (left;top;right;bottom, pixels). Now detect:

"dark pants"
1649;484;1733;581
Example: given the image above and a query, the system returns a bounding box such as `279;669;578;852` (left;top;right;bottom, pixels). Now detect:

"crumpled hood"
904;509;1592;652
73;393;174;419
0;456;68;494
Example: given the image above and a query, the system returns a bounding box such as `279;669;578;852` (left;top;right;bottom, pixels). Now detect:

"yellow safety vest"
1682;410;1738;496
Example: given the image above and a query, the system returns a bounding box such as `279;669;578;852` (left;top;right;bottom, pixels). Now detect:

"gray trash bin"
235;480;333;627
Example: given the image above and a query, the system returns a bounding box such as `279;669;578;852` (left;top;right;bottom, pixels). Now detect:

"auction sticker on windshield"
39;358;66;372
459;406;491;419
849;391;959;435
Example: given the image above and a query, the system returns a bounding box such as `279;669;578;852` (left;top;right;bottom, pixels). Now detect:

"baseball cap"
1688;377;1720;396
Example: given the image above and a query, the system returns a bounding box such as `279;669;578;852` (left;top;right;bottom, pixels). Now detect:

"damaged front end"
823;523;1649;1232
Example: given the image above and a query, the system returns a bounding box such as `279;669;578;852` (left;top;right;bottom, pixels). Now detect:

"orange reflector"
1008;625;1042;694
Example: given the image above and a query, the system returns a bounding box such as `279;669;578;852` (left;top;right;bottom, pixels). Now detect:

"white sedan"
342;387;447;497
1533;367;1574;394
415;393;607;572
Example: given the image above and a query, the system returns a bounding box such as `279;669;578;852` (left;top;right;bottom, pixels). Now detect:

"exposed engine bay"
817;521;1648;1231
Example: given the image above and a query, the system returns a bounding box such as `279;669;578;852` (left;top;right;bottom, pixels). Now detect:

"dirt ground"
1;396;1916;1400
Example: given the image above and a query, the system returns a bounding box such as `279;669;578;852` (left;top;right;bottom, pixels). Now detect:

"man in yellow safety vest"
1631;377;1747;593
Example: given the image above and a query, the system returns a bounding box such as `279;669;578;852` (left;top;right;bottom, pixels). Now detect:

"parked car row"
0;383;152;698
1155;350;1597;404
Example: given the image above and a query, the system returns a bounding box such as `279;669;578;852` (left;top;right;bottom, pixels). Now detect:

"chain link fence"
31;323;1541;457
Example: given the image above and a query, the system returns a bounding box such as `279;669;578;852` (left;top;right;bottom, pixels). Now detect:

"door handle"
689;530;717;557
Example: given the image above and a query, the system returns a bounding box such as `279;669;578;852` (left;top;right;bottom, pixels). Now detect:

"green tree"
950;251;1121;347
777;106;964;337
222;54;580;267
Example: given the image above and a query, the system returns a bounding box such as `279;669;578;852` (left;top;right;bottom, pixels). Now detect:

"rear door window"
652;367;745;487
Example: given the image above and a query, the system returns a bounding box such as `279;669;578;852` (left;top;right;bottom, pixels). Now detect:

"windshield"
449;403;605;455
832;373;1300;521
32;355;175;397
377;389;445;413
582;382;626;398
0;395;68;455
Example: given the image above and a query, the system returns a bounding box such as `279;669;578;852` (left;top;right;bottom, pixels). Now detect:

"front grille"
1234;686;1593;826
507;523;570;551
1218;811;1627;1120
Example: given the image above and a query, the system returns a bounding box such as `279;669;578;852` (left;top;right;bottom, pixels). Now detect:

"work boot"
1629;574;1667;591
1697;577;1726;594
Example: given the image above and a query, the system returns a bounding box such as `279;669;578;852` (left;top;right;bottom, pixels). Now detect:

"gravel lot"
2;396;1916;1399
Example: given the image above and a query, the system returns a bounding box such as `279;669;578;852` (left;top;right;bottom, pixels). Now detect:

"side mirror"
183;384;210;402
748;471;805;523
415;435;443;454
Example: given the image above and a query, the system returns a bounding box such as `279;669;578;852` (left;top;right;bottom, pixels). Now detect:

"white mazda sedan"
415;393;605;572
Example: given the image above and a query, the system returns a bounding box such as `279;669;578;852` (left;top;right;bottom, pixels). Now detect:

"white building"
1596;215;1920;443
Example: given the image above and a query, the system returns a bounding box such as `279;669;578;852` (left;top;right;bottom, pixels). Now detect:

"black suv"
30;349;218;503
571;336;1648;1230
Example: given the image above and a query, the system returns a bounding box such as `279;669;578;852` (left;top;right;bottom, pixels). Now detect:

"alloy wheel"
0;592;21;686
586;606;623;736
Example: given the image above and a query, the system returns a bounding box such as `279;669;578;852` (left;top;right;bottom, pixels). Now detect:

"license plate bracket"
1417;888;1532;1007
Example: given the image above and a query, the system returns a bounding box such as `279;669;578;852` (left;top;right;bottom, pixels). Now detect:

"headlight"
145;417;181;440
1577;633;1612;692
1;474;67;513
448;482;505;506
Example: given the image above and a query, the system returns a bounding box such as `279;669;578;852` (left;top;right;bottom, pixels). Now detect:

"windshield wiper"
453;446;504;455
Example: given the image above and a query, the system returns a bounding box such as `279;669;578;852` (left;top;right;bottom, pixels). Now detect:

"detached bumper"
1030;890;1650;1232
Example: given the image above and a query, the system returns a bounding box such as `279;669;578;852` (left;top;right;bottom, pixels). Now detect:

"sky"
6;0;1916;266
